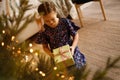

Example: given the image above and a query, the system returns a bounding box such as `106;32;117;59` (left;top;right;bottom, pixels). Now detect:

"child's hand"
70;46;75;56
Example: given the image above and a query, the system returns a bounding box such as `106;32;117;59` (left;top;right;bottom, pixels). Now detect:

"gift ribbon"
54;47;70;67
54;47;70;59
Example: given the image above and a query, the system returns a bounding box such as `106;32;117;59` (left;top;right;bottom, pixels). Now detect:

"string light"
39;71;46;76
2;30;5;34
32;61;35;65
11;36;15;41
35;52;38;56
39;71;43;74
16;40;19;43
12;47;15;50
25;55;29;62
35;68;39;71
53;66;57;70
56;73;60;77
69;76;74;80
41;73;46;77
1;42;4;46
30;48;33;53
29;43;33;47
61;75;65;78
17;50;21;54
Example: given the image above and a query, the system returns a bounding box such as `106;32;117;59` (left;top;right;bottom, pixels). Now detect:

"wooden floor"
73;0;120;79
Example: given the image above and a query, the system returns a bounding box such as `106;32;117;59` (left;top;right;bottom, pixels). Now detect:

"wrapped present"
53;45;75;68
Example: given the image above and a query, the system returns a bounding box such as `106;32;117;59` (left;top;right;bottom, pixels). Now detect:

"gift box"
53;45;75;68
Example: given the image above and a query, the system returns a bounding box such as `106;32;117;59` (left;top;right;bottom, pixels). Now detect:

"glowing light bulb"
29;43;33;47
56;74;60;77
12;47;15;50
25;55;29;62
11;36;15;41
32;61;35;65
39;71;43;74
53;67;57;70
42;73;45;76
35;68;39;71
30;48;33;53
1;42;4;46
35;52;38;56
69;76;74;80
16;40;19;43
17;50;21;54
61;75;65;78
2;30;5;34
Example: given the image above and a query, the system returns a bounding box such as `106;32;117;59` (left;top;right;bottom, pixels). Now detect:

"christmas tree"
0;0;120;80
0;0;37;79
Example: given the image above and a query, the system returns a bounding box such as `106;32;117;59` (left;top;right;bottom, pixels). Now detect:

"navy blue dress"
36;18;86;69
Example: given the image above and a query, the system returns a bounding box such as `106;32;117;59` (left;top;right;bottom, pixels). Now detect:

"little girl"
36;1;86;69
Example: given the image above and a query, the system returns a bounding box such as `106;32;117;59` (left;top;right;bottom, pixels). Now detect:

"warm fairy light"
39;71;43;74
35;52;38;56
42;73;45;76
53;67;57;70
61;75;65;78
32;61;35;65
30;48;33;53
39;71;45;77
25;55;29;62
2;30;5;34
29;43;33;47
16;40;19;43
1;42;4;46
35;68;39;71
17;50;21;54
11;36;15;41
69;76;74;80
12;47;15;50
56;74;60;77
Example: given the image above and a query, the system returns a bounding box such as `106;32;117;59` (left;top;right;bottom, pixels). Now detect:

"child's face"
43;11;59;28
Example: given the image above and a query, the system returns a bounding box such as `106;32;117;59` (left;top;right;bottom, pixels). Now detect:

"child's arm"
70;32;79;55
42;44;54;58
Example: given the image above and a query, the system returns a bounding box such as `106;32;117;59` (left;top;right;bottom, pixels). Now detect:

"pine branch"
105;56;120;70
92;56;120;80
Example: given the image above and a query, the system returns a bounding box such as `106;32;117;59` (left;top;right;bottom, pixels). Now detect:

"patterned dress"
36;18;86;69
